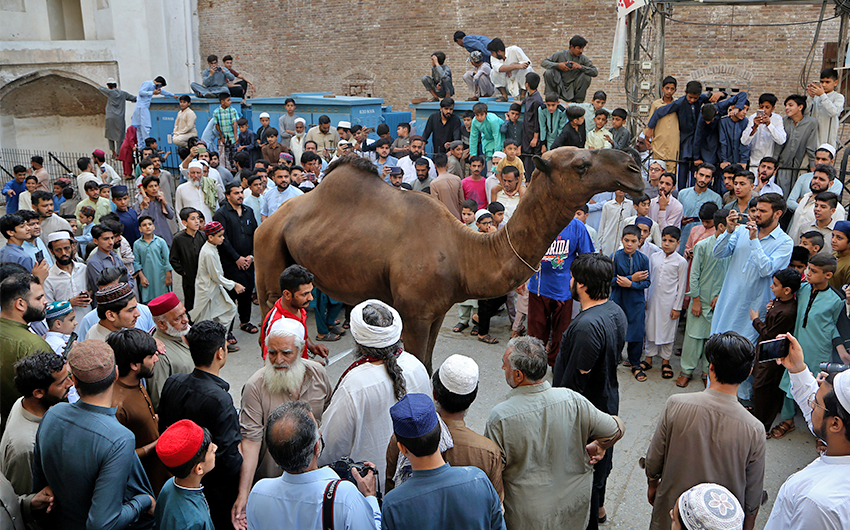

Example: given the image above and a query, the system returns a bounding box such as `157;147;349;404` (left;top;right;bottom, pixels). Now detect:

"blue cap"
635;216;653;228
45;300;73;320
835;220;850;237
390;393;438;438
111;185;128;197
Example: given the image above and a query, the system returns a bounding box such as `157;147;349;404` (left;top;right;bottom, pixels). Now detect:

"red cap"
92;149;106;158
149;292;180;317
157;420;204;467
204;221;224;235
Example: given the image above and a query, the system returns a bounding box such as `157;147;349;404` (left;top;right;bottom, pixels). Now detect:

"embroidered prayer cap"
817;143;836;158
834;220;850;238
259;112;270;119
92;149;106;158
648;159;667;170
45;300;73;320
203;221;224;235
337;121;351;130
834;370;850;415
448;140;463;150
492;151;506;160
390;393;439;438
468;51;483;64
475;209;492;222
350;299;403;348
635;216;653;228
47;231;74;244
95;282;134;305
408;135;424;143
110;185;128;198
67;340;116;383
280;153;294;161
149;292;180;317
157;419;205;467
678;483;744;530
438;355;479;395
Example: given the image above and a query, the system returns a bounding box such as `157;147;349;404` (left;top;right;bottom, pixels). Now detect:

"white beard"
263;357;306;396
165;321;190;338
192;178;201;188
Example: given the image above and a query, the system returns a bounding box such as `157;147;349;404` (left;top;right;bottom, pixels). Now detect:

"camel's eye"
575;162;590;176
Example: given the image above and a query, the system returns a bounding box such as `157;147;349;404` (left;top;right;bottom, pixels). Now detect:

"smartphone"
738;214;749;224
756;109;765;117
757;337;790;363
197;145;208;154
35;250;44;263
63;332;78;356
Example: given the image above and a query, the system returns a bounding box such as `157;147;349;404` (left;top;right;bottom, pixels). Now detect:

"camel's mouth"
616;164;645;195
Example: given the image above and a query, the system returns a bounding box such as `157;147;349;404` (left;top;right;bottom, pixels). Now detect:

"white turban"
648;159;667;170
294;117;306;125
188;160;203;171
350;299;403;348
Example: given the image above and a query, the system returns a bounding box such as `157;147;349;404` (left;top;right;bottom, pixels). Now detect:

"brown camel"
255;147;643;372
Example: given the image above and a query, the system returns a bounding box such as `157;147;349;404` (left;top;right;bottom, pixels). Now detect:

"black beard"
57;255;73;266
409;152;422;162
570;281;579;301
23;303;46;323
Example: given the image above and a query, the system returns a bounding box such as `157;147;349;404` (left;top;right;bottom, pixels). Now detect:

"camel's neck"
460;178;578;298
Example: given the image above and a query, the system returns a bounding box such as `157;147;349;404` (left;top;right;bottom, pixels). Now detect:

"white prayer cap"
106;77;116;84
648;159;667;170
266;317;306;347
492;151;506;160
294;117;306;125
338;140;352;146
678;483;744;530
817;143;836;157
259;112;270;119
199;160;209;167
438;355;479;395
474;209;492;222
47;230;74;243
350;299;403;348
188;160;203;171
834;370;850;414
337;121;351;129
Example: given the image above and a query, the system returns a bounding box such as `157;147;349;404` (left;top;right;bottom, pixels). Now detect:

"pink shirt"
462;177;488;210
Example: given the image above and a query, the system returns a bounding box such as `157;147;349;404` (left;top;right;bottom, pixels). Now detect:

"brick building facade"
198;2;838;115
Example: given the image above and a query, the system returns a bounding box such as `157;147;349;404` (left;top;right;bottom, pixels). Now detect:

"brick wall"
198;1;839;113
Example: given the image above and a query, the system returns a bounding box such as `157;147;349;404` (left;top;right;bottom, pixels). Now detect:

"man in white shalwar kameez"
644;229;689;375
317;300;431;485
191;221;238;332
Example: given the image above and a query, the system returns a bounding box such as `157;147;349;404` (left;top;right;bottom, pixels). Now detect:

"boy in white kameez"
644;226;688;379
191;221;243;347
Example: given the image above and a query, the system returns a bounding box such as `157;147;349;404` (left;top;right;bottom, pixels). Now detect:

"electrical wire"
650;1;838;27
799;0;828;91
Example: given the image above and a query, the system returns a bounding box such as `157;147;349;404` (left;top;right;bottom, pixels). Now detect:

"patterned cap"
204;221;224;235
68;340;116;383
679;483;744;530
95;282;134;304
46;300;73;320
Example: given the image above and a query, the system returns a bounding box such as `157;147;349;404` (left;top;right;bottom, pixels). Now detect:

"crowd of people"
1;29;850;530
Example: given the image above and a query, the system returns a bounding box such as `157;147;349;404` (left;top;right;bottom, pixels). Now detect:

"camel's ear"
532;155;551;177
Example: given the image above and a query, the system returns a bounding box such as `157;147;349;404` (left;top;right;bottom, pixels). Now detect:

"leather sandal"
661;363;674;379
770;419;796;439
631;366;647;382
676;374;690;388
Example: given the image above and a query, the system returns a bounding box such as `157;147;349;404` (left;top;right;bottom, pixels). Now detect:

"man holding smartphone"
541;35;598;103
44;231;93;323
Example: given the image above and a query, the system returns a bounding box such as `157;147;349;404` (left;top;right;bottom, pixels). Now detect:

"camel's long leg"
400;317;436;374
423;314;446;375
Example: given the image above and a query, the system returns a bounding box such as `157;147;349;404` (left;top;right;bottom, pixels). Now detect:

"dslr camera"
329;456;377;484
820;362;850;374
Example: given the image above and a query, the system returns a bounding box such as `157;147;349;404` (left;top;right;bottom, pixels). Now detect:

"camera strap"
322;479;341;530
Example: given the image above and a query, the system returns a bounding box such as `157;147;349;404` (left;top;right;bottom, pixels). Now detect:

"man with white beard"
174;159;218;222
147;292;196;411
230;318;332;529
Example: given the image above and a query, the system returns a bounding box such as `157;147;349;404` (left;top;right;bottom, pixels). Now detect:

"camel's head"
532;147;644;199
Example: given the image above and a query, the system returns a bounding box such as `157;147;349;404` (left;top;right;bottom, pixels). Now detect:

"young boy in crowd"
76;180;111;223
261;128;286;164
3;165;27;214
236;117;260;166
500;103;523;147
470;102;505;161
111;185;140;247
392;122;411;159
98;183;111;204
552;106;586;149
611;225;651;380
192;221;242;330
44;300;77;355
136;175;175;246
598;190;636;257
679;209;730;387
169;207;206;311
452;201;484;335
495;140;525;182
830;220;850;289
155;420;216;530
574;205;599;251
623;194;661;247
579;90;609;132
644;226;688;379
52;181;68;211
799;231;825;257
793;191;838;252
256;112;272;151
75;205;95;250
610;108;631;150
634;216;661;261
18;175;38;211
538;93;567;150
585;109;613;150
422;51;454;101
487;201;505;228
59;186;79;217
461;199;477;230
749;267;800;433
461;112;473;156
788;246;810;277
807;67;845;148
243;173;265;226
683;203;719;260
134;215;173;303
720;165;738;205
772;253;846;439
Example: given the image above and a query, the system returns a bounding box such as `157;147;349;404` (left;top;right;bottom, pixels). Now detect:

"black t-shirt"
553;300;627;415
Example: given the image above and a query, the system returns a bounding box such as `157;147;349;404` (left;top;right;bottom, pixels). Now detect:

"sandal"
470;325;479;336
622;360;632;367
676;374;690;388
342;320;350;330
770;419;795;439
639;360;653;371
329;325;347;336
631;366;647;382
452;322;469;333
240;323;259;334
661;363;674;379
316;333;342;342
227;343;240;352
227;332;238;345
478;334;499;344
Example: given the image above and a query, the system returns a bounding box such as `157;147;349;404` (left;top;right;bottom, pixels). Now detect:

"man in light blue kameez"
131;76;178;150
